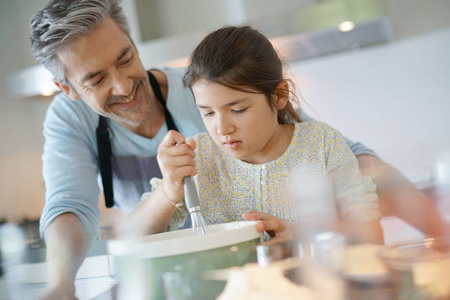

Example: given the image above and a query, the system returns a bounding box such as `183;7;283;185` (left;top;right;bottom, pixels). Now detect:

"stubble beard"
104;79;153;127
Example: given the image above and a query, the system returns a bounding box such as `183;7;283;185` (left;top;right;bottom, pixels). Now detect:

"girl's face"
192;80;290;164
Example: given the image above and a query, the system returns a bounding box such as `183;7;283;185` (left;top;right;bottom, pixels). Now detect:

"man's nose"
111;71;133;96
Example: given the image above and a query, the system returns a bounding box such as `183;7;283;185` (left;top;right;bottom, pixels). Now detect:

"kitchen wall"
0;0;50;222
289;27;450;183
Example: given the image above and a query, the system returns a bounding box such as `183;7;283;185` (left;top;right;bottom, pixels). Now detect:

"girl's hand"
156;130;197;201
242;211;294;243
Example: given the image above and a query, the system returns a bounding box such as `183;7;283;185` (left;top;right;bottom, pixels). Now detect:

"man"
30;0;448;299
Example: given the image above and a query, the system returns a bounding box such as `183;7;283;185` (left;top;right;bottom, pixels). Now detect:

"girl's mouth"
225;141;242;149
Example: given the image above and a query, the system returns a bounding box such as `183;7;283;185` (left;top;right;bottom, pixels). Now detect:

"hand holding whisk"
183;176;210;235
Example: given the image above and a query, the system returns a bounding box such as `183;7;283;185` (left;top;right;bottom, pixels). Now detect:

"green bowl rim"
107;221;262;258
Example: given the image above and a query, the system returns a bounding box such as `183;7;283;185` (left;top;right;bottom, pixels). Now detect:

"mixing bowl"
107;221;261;300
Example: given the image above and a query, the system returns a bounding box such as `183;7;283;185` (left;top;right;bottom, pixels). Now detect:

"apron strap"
96;70;178;208
96;116;114;208
148;70;178;132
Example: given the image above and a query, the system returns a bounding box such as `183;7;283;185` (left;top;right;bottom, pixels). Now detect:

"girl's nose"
216;116;235;136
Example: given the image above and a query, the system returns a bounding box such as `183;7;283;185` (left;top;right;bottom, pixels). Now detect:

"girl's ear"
274;80;289;110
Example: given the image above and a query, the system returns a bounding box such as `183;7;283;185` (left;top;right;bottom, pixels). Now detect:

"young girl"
130;26;383;243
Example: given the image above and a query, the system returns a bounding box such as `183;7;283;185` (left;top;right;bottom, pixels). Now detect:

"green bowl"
159;241;257;300
107;221;261;300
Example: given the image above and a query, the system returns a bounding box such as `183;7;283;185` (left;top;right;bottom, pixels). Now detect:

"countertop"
0;239;114;300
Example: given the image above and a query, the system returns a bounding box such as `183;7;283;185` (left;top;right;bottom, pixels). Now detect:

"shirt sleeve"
322;124;381;223
299;110;379;158
40;96;101;241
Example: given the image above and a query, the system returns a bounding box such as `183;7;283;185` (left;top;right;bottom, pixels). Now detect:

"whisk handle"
183;176;200;209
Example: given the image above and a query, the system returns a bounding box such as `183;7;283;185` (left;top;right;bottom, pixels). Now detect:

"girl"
130;26;383;244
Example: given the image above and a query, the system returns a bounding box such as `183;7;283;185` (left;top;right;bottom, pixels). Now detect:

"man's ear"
53;78;80;101
274;80;289;110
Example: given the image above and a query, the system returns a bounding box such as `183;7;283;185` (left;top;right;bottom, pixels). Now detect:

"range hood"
271;16;394;62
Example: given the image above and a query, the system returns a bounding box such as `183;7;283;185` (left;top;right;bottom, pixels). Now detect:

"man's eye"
122;55;133;65
91;77;104;87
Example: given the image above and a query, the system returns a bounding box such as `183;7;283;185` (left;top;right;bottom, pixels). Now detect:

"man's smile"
117;89;136;104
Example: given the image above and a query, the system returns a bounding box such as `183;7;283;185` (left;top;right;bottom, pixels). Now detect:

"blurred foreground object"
298;231;347;300
357;154;450;238
0;223;30;300
378;236;450;299
343;243;390;284
217;258;316;300
344;244;387;274
430;147;450;185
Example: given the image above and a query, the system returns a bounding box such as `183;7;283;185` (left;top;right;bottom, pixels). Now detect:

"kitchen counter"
0;275;116;300
0;239;115;300
26;238;109;264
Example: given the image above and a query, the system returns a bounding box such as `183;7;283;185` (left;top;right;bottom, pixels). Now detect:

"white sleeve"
322;125;381;223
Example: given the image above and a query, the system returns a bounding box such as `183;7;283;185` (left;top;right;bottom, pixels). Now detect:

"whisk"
183;176;210;235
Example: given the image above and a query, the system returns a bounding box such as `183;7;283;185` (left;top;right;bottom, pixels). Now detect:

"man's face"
56;17;152;128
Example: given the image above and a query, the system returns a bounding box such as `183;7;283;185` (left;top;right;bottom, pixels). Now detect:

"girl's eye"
203;111;214;117
233;108;248;114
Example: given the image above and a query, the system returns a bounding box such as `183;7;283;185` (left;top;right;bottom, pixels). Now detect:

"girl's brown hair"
183;25;301;124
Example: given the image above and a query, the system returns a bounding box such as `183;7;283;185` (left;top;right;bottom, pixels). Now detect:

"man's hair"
30;0;130;83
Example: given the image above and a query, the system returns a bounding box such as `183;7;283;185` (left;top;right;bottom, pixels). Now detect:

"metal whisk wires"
183;176;210;235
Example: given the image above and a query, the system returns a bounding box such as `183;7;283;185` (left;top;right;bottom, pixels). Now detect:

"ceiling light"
338;21;355;32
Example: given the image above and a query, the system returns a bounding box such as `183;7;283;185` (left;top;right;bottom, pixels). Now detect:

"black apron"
96;71;178;208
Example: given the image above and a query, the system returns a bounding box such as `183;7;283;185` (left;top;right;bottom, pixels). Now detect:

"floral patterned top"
150;121;381;231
